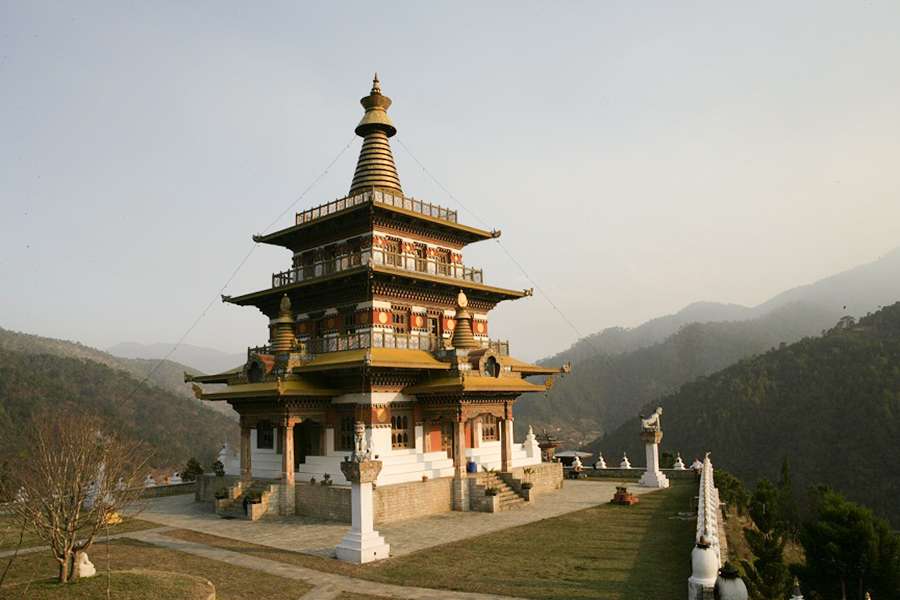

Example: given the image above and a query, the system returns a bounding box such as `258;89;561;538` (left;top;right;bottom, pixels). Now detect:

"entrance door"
440;421;454;461
293;421;322;468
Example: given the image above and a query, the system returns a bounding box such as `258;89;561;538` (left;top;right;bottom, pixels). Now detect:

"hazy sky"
2;1;899;361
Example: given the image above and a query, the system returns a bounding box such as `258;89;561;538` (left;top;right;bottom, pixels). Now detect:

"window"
348;238;362;267
391;304;409;334
414;243;427;272
391;413;411;449
384;237;402;267
301;252;315;280
483;356;501;378
322;245;337;274
435;248;451;275
257;422;274;449
337;416;355;451
482;415;498;442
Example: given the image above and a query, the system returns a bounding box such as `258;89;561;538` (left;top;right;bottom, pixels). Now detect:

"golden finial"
371;72;381;94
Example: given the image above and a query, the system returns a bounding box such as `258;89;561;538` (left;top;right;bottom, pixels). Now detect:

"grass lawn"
0;515;159;552
166;481;697;600
0;538;312;600
0;569;212;600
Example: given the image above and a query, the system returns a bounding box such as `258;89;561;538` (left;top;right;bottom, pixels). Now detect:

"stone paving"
138;479;658;558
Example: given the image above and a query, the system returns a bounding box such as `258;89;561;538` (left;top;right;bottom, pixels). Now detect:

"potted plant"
321;473;332;486
484;486;499;497
212;460;225;478
247;490;262;504
309;477;317;485
421;474;429;482
522;467;535;490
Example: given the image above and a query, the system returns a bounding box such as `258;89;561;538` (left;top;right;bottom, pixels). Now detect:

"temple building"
189;75;568;520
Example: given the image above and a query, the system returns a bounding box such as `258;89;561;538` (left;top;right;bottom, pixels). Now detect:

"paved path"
129;529;524;599
139;479;657;558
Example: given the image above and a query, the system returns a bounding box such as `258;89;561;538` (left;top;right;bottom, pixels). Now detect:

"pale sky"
2;1;899;362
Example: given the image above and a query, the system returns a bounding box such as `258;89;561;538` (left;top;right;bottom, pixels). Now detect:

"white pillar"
638;431;669;489
336;460;390;564
324;427;335;456
414;424;424;453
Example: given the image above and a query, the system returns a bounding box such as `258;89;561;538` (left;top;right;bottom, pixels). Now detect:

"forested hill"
0;327;236;419
593;302;900;526
0;347;238;468
514;301;841;446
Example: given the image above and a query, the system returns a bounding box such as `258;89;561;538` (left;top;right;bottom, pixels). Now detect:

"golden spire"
349;73;403;197
270;294;296;353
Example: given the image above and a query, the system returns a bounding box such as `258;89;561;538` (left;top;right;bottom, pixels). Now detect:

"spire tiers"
450;291;479;350
349;74;403;197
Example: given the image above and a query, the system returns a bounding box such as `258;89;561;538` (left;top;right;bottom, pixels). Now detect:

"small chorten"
620;453;631;469
143;474;156;487
270;294;296;353
790;577;804;600
349;73;403;197
674;452;686;470
450;291;479;350
595;453;607;469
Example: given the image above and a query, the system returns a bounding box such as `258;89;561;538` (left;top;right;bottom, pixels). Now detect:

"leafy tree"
715;468;749;516
211;460;225;477
778;458;800;539
741;479;792;600
181;457;204;482
798;487;900;600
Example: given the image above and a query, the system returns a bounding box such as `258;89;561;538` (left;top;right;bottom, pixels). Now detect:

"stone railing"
688;454;728;599
295;190;458;226
272;248;484;288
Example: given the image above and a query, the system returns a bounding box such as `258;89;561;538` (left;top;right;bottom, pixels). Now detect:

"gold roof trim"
199;378;339;401
292;348;453;373
404;373;548;395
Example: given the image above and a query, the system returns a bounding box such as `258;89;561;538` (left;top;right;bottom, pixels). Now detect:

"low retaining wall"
141;481;197;498
583;468;696;481
508;462;564;493
293;476;455;524
295;482;351;522
196;475;240;502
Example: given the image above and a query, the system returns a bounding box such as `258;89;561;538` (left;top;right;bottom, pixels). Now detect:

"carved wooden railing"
294;190;458;226
271;248;483;288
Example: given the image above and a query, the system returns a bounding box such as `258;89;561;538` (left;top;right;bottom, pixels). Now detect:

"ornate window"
391;304;409;334
435;248;451;275
482;415;498;442
414;242;427;272
391;413;411;449
384;236;402;266
257;421;274;449
337;415;355;451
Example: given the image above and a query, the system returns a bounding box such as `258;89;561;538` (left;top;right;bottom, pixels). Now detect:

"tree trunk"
840;578;847;600
68;550;82;582
57;553;70;583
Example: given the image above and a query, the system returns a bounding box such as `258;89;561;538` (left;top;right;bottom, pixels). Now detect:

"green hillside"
515;301;840;446
593;302;900;526
0;347;238;470
0;327;237;419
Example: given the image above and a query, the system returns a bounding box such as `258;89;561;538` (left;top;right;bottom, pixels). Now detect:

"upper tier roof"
252;189;499;251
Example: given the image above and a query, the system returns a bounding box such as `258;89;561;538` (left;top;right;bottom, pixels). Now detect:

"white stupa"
673;453;686;470
594;453;607;469
143;474;157;488
619;453;631;469
169;472;183;485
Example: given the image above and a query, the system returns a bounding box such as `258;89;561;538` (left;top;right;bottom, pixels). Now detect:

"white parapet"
688;454;723;599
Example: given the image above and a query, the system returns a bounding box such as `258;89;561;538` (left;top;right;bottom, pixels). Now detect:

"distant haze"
2;2;900;361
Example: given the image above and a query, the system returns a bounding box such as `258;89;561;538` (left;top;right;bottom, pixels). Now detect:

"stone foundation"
196;475;240;502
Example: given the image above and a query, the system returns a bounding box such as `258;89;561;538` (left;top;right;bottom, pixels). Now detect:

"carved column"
280;418;296;515
500;417;514;473
452;415;470;511
240;419;252;483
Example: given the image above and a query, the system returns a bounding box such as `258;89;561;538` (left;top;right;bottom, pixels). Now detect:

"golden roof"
403;373;548;395
199;378;339;401
292;348;453;373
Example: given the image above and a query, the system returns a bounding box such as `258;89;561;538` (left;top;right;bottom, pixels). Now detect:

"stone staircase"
215;479;279;521
479;473;527;511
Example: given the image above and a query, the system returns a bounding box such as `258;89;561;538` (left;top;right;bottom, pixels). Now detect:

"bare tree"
1;413;151;583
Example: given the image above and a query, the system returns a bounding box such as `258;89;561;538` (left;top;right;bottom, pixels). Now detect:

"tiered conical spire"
349;74;403;197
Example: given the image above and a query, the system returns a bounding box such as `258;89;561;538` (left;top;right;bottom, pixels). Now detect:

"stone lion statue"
640;407;663;431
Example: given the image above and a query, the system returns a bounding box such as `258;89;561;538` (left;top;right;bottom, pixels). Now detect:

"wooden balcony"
247;332;509;361
272;249;484;288
295;189;458;226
